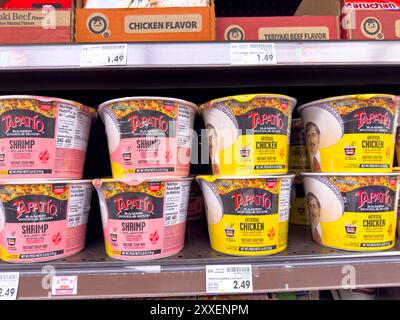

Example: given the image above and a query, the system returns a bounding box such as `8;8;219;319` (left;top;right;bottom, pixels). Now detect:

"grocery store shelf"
1;41;400;91
4;222;400;300
1;41;400;70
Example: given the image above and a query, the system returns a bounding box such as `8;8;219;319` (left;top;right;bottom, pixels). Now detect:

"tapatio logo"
114;196;154;215
128;115;169;133
2;114;45;134
355;190;392;208
247;112;284;130
353;111;391;130
230;192;271;211
13;199;58;219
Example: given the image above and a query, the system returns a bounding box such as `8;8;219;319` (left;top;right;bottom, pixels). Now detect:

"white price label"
0;272;19;300
51;276;78;296
80;44;127;67
231;43;277;65
206;265;253;294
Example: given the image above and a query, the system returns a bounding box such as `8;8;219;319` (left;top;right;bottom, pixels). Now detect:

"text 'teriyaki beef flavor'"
0;96;97;179
0;180;93;263
299;94;399;173
200;94;296;176
93;177;191;260
197;175;294;256
99;97;197;178
289;118;310;225
302;173;400;251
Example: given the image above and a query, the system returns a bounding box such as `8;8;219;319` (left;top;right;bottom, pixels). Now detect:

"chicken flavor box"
75;0;215;42
341;0;400;39
217;0;340;41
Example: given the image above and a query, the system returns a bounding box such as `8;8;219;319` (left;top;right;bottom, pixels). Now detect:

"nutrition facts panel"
164;181;190;226
67;184;92;228
57;104;91;151
177;105;194;148
279;178;291;222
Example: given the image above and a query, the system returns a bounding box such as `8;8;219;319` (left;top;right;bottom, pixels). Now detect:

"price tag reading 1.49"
0;272;19;300
230;43;277;65
206;265;253;294
80;44;128;67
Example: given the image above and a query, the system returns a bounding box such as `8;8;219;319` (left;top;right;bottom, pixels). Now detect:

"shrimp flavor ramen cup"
99;97;197;178
197;174;294;256
93;177;191;261
299;94;399;173
302;173;400;251
0;95;96;179
0;179;93;263
200;94;296;176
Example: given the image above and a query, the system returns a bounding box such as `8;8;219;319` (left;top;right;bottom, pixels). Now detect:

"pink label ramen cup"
0;95;97;179
98;97;197;178
93;176;192;260
0;179;93;263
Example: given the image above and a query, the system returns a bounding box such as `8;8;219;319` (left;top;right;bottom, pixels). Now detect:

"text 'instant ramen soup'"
99;97;197;179
197;174;294;256
93;177;192;260
0;95;96;179
302;172;400;251
0;180;93;263
299;94;399;173
200;94;296;176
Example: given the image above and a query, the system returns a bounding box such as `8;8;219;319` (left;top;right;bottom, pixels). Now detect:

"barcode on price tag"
0;272;19;300
230;43;277;65
80;44;127;67
206;265;253;294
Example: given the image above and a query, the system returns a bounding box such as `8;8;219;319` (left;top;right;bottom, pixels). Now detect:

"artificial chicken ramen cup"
302;172;400;251
93;176;192;261
197;174;295;256
299;94;399;173
0;179;93;263
99;97;197;179
200;94;296;176
0;95;96;179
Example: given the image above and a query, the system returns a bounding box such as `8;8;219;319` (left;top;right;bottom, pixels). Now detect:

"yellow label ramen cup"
302;173;400;251
299;94;399;173
197;174;294;256
200;94;296;175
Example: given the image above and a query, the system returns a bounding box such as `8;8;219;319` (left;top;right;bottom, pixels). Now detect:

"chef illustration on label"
305;122;321;172
203;104;239;175
306;192;322;243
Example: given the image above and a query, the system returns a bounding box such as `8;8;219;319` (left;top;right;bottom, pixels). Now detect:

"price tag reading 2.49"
0;272;19;300
206;265;253;294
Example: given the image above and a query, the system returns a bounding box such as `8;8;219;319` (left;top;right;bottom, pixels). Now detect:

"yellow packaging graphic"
200;94;296;175
299;94;399;173
303;173;399;251
197;175;294;256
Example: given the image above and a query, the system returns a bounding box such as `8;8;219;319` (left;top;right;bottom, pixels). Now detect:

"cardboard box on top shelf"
74;0;215;42
0;0;73;44
341;0;400;39
0;0;73;8
217;0;340;41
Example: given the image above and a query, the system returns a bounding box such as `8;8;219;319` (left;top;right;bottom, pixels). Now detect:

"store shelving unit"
1;41;400;299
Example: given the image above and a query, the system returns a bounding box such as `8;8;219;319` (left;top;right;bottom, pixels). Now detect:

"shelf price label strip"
80;44;128;67
230;43;277;65
206;264;253;294
0;272;19;300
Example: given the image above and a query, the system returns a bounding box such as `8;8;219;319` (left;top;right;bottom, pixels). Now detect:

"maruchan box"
0;7;72;43
217;0;340;41
75;0;215;42
341;0;400;39
0;0;73;8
